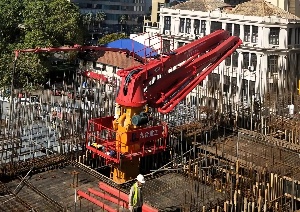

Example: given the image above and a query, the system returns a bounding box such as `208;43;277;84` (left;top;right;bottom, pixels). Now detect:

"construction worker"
128;174;145;212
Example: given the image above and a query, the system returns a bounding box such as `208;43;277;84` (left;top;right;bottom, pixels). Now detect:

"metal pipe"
77;190;116;212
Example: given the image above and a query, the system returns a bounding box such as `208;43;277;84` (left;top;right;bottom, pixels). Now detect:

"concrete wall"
130;33;161;52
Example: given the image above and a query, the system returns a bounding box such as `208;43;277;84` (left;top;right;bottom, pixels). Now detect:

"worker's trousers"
130;206;142;212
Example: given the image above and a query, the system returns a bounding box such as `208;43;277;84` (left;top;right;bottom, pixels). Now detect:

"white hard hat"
136;174;145;184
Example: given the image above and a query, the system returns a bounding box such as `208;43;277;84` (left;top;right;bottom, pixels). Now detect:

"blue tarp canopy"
104;39;157;58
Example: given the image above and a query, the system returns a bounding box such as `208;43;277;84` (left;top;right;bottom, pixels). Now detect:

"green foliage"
0;0;85;88
95;12;106;28
23;0;83;46
98;33;128;46
82;12;93;30
119;15;128;24
0;0;23;48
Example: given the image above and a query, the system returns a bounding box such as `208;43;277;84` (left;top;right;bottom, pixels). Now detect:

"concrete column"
263;27;270;48
206;21;211;36
258;26;264;47
173;17;180;35
254;53;262;95
222;22;226;30
279;28;288;49
191;19;195;35
240;24;245;42
261;54;268;95
235;51;243;103
277;55;284;91
160;16;164;34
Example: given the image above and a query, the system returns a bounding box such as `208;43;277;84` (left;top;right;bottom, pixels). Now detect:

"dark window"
288;28;292;45
234;24;240;37
226;23;232;35
109;5;120;10
201;21;206;35
244;25;250;42
223;76;230;93
113;67;117;73
267;55;278;74
232;51;238;67
269;28;280;45
164;16;171;31
225;56;231;66
242;52;249;69
251;26;258;43
211;21;222;33
179;18;185;33
194;20;200;35
102;64;106;71
178;42;185;48
295;28;300;44
186;18;191;34
94;4;102;9
162;40;171;53
250;53;257;71
231;77;237;94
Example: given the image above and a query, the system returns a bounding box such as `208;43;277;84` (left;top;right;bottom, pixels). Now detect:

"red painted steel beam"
86;146;119;164
98;182;128;201
88;188;128;208
77;190;117;212
98;182;159;212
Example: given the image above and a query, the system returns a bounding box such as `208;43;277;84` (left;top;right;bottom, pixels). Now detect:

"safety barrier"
86;116;168;164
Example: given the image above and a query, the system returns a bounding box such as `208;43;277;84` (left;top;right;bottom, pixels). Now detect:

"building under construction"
0;31;300;212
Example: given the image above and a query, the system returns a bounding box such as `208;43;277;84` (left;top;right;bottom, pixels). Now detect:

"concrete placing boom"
86;30;242;183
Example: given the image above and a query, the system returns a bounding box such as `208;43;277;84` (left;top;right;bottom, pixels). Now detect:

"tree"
46;0;84;45
119;15;128;33
98;33;128;46
83;12;93;30
0;0;23;51
95;12;106;28
0;0;85;88
22;0;83;45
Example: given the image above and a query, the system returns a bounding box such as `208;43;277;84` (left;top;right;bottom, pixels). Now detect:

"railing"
86;116;168;164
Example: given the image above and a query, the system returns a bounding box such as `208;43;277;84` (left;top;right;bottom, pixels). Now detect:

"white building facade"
145;0;300;108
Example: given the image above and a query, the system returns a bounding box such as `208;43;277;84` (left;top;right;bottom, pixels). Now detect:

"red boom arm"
116;30;242;113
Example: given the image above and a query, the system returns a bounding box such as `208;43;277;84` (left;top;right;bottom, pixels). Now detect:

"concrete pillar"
240;24;245;42
159;15;164;34
235;51;243;103
263;27;270;48
222;22;226;30
279;28;288;49
258;26;264;47
173;17;180;35
206;20;211;36
191;19;195;35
